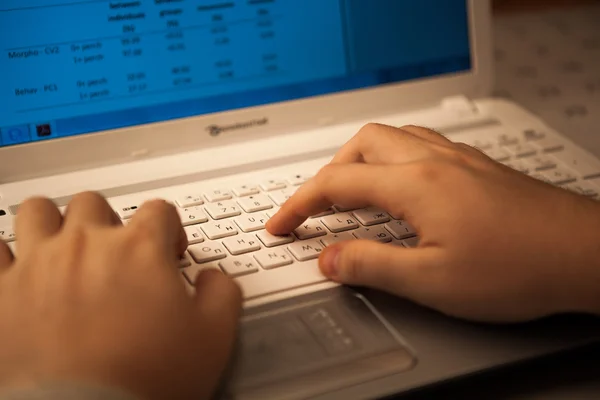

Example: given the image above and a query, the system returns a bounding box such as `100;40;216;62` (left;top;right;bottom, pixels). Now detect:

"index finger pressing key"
266;163;405;235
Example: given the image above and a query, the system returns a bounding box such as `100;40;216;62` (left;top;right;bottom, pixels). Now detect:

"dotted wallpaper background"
493;4;600;157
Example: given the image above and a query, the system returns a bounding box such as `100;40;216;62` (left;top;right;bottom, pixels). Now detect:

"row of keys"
185;235;420;279
174;175;311;207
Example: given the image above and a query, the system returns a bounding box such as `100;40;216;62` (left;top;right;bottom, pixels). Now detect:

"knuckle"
140;199;176;216
340;243;365;281
315;164;338;186
19;196;54;213
69;191;107;207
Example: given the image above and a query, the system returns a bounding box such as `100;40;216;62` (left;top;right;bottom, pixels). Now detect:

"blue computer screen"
0;0;471;147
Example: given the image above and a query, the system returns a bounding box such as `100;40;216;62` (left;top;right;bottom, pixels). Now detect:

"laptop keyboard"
1;127;600;301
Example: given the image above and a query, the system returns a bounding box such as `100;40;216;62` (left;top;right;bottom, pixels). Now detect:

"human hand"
267;124;600;323
0;193;242;399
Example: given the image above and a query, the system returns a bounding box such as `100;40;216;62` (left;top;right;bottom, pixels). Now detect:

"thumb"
192;270;243;391
319;240;437;298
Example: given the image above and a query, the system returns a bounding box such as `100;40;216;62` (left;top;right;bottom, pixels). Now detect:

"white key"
177;206;209;226
188;242;227;264
385;220;417;240
293;220;327;240
352;207;391;226
310;208;335;218
201;221;238;240
256;231;294;247
184;225;205;244
204;189;233;202
176;194;204;208
353;226;392;243
219;256;259;277
321;213;359;233
234;213;268;232
268;187;297;206
503;143;537;158
552;151;600;180
58;206;67;215
0;226;16;242
288;239;324;261
205;200;241;220
260;179;287;191
321;232;354;247
529;137;564;153
116;205;138;220
539;168;577;185
564;181;599;197
527;155;557;171
237;194;273;213
232;184;260;197
496;133;520;146
503;159;531;174
254;248;294;269
485;147;510;161
403;236;420;248
287;174;311;186
223;234;261;255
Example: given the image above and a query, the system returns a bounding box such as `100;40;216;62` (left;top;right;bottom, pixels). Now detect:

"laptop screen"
0;0;471;148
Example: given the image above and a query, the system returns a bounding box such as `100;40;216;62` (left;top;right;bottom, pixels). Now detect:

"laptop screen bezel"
0;0;492;183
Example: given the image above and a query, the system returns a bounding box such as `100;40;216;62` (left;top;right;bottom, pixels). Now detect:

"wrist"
555;198;600;316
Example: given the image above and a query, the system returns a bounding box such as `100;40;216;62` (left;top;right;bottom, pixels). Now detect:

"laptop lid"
0;0;492;182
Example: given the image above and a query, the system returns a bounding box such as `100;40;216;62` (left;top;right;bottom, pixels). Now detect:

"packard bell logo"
206;117;268;137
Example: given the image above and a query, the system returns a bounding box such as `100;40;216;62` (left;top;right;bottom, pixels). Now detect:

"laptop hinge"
440;95;479;117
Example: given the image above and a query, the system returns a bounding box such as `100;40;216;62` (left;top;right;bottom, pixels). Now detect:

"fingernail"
320;247;341;278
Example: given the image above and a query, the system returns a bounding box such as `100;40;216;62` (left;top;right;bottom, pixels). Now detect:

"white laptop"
2;1;600;399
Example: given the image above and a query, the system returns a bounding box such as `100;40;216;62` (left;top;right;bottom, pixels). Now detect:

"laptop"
2;0;600;398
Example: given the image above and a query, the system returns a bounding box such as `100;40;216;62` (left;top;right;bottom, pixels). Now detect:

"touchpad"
222;288;416;400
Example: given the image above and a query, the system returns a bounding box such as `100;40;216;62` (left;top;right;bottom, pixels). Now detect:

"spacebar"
236;260;328;300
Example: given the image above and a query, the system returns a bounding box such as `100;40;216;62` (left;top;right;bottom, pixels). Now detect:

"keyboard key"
333;205;357;212
204;189;233;202
188;242;227;264
287;174;311;186
0;226;16;242
353;226;392;243
503;160;531;174
527;155;557;171
321;232;354;247
260;179;287;191
183;225;204;245
321;213;359;233
293;220;327;240
177;206;209;226
176;195;204;208
564;181;599;198
485;147;510;162
232;185;260;197
201;221;238;240
288;239;324;261
385;220;417;240
205;200;241;220
237;194;273;213
219;256;260;277
310;208;335;218
7;241;16;255
223;234;261;255
403;236;420;248
116;205;138;220
496;133;519;146
256;231;294;247
539;168;577;185
529;137;564;153
503;143;537;158
268;187;298;206
352;207;391;226
254;248;294;269
552;151;600;180
234;213;268;232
